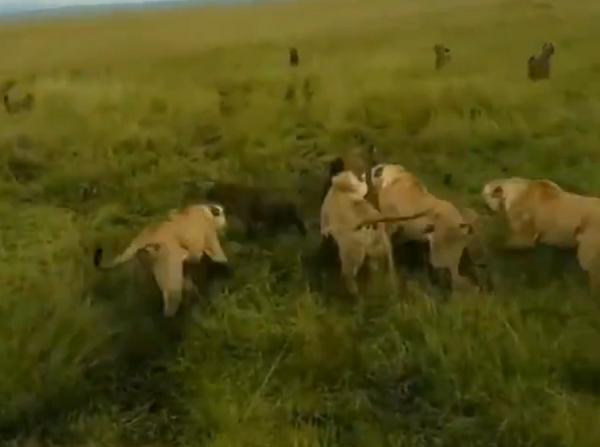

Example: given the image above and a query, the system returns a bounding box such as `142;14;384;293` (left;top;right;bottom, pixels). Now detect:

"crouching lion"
320;168;432;296
481;177;600;249
372;163;480;291
94;203;229;317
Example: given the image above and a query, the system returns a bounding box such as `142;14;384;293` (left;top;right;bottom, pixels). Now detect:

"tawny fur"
94;204;228;317
320;170;431;295
372;163;475;290
482;177;600;250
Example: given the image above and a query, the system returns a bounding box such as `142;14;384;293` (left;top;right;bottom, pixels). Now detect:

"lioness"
372;163;477;290
94;203;229;317
482;177;600;249
320;169;432;295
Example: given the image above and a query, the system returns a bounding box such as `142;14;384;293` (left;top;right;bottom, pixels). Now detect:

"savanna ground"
2;0;600;445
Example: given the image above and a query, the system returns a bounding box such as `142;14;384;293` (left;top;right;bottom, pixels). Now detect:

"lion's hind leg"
152;245;187;317
339;239;366;296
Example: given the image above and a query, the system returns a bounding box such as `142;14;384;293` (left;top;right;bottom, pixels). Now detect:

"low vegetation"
2;0;600;445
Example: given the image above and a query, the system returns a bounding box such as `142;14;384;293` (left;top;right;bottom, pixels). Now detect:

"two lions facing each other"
320;162;434;295
94;203;230;317
482;176;600;292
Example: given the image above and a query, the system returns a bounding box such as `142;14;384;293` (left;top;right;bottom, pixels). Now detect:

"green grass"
3;0;600;445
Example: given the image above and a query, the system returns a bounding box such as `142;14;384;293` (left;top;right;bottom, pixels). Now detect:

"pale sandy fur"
95;204;228;317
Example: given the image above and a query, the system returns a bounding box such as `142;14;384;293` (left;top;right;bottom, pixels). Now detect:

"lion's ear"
492;185;503;196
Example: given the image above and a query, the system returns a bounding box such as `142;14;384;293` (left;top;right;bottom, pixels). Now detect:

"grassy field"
3;0;600;445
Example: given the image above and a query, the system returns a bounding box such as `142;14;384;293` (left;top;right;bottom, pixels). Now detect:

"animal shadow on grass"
301;235;389;301
388;238;453;298
82;256;234;445
0;257;230;444
360;369;449;437
491;245;586;292
559;352;600;397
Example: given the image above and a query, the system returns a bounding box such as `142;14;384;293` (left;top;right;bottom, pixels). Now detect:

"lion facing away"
94;203;229;317
482;177;600;250
372;163;481;291
320;169;432;295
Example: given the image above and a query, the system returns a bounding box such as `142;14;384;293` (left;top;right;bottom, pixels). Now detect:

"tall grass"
2;0;600;445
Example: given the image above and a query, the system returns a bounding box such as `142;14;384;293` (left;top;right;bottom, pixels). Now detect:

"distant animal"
482;176;600;250
204;181;307;239
320;169;433;295
93;204;229;317
372;163;481;291
527;42;555;81
434;44;451;70
3;92;35;114
289;47;299;67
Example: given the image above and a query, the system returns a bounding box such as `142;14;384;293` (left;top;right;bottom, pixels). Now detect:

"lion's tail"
356;208;433;231
93;240;159;271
